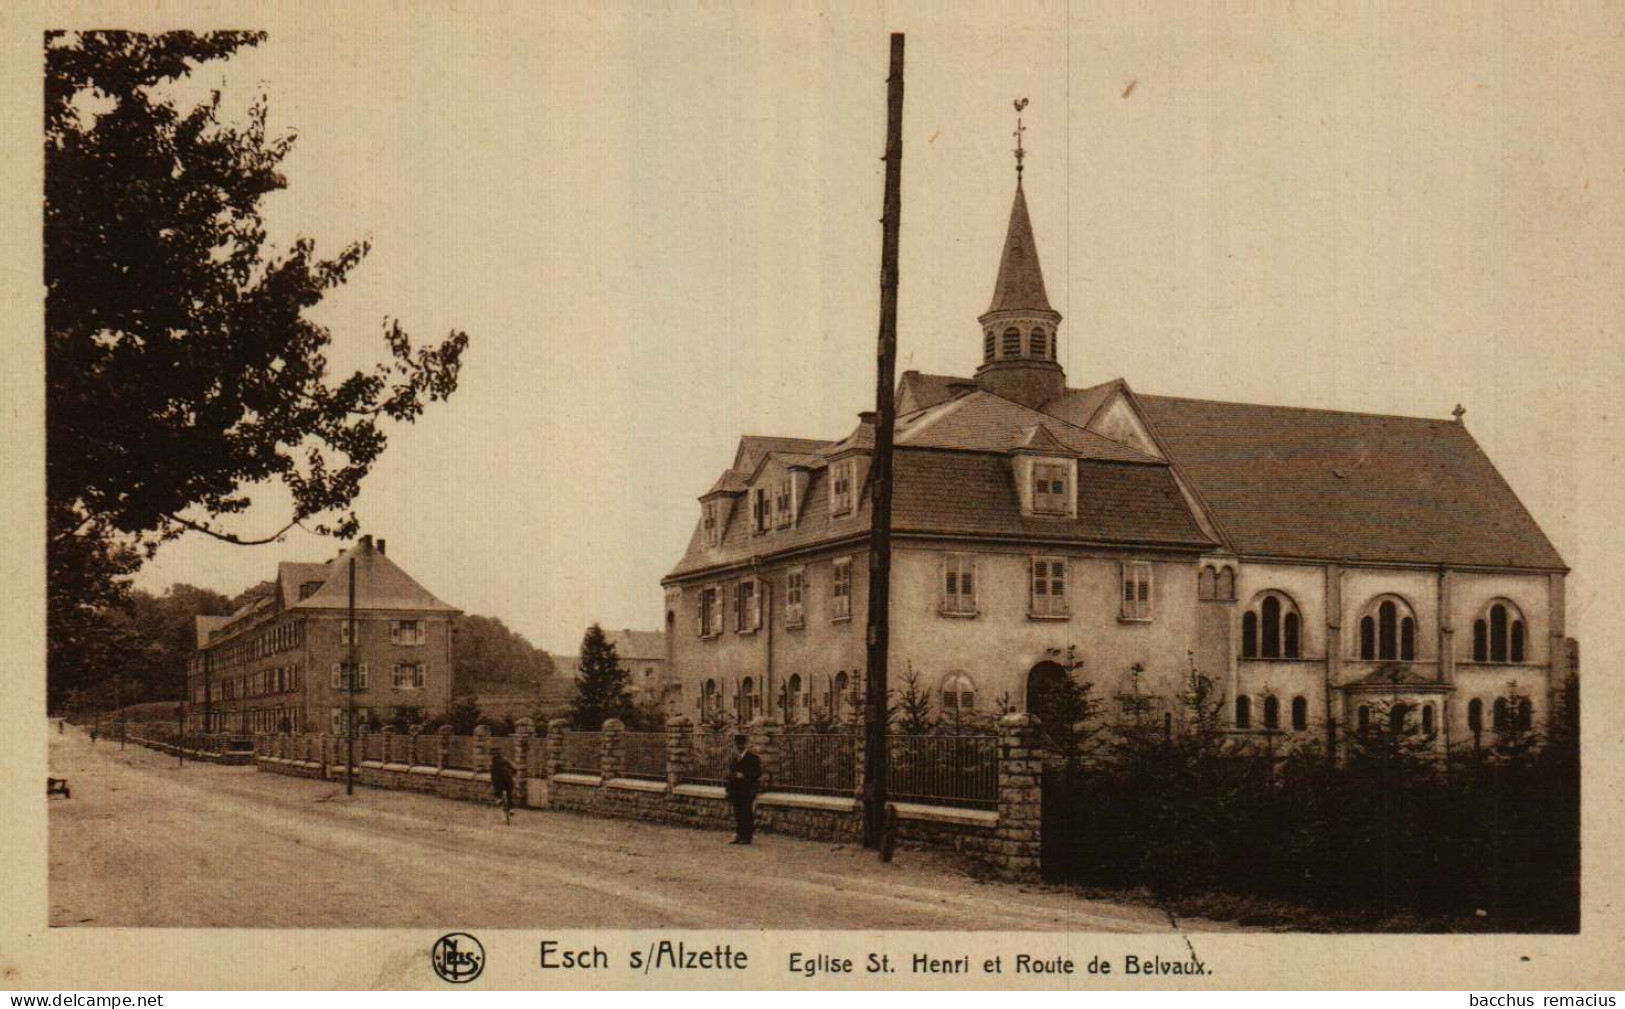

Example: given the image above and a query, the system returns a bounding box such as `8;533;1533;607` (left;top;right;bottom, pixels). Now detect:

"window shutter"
966;555;978;610
359;664;369;690
753;580;763;629
332;662;342;689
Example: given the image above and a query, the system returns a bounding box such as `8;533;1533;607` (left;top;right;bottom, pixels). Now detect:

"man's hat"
733;733;748;745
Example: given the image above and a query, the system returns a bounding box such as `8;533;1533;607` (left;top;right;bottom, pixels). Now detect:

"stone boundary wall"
251;714;1045;880
124;732;255;765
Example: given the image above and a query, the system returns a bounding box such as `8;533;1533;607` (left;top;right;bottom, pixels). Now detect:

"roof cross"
1452;403;1466;424
1012;97;1029;178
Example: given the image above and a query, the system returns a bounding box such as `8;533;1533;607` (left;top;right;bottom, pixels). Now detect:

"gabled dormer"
1011;425;1079;519
699;470;746;548
820;411;878;521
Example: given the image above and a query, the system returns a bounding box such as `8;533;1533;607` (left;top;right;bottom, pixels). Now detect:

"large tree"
44;32;469;704
451;614;555;696
566;624;634;731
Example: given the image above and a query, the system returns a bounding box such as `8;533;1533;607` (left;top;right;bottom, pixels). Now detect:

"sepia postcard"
2;0;1623;992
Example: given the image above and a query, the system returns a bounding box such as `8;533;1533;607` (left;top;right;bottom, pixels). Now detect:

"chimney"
859;411;878;426
377;539;386;555
360;534;373;553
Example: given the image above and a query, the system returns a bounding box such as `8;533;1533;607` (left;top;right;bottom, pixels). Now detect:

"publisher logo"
432;932;485;984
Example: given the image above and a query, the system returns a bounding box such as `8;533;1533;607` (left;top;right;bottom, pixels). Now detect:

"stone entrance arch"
1024;660;1070;729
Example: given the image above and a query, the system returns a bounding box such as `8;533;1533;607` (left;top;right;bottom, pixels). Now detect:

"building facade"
186;536;460;733
661;160;1573;748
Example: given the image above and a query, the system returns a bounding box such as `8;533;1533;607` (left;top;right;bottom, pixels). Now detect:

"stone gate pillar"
995;712;1044;882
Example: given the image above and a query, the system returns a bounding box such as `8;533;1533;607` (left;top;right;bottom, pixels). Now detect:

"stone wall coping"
891;802;999;828
408;765;438;777
382;761;412;772
552;772;603;787
440;769;478;781
756;791;858;813
606;778;669;794
672;784;727;800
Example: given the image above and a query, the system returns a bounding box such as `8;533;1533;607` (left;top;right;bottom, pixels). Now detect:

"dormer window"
701;500;721;547
751;487;768;534
831;460;856;516
1032;461;1070;515
774;480;793;529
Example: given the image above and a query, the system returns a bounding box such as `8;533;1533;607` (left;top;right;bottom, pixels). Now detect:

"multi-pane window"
784;568;806;628
330;662;369;690
1030;556;1068;617
751;488;768;534
940;673;976;716
774;481;793;529
698;586;720;637
735;578;761;633
831;460;856;516
393;662;425;689
940;553;978;615
389;619;425;645
831;558;853;620
1358;597;1416;661
1242;592;1303;658
1121;562;1153;620
1473;601;1527;663
1032;462;1070;514
340;620;357;646
701;500;721;547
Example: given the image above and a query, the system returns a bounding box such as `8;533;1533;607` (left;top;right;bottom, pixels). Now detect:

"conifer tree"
567;624;634;730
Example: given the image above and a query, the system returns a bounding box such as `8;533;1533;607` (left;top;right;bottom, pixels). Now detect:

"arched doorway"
1025;661;1070;729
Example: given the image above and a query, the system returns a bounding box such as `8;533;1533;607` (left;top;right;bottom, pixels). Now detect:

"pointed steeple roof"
985;182;1054;315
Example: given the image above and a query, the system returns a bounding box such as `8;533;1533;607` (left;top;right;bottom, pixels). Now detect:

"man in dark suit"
724;732;761;844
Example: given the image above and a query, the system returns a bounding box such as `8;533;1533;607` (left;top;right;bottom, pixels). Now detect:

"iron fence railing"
560;731;603;775
777;733;859;796
443;734;476;770
387;733;411;763
688;733;733;786
363;733;385;761
886;734;999;809
527;733;549;777
620;732;667;780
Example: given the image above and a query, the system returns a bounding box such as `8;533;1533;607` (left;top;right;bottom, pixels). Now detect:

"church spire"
975;98;1065;410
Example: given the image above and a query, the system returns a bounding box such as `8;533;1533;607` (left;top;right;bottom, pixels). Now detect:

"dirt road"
48;726;1226;931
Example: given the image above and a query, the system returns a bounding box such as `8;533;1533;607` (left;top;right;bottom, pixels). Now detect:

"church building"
660;139;1571;747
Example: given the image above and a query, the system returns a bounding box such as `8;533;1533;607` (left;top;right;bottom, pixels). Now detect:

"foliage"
1043;686;1581;932
451;614;554;696
566;623;635;730
892;665;934;736
44;31;469;705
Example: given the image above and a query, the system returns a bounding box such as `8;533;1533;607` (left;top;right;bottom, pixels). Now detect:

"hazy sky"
120;4;1621;658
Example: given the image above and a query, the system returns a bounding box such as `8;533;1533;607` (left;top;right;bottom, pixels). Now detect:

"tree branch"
161;513;306;546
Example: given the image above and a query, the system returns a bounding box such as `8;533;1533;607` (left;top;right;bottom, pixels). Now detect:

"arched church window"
1235;695;1252;729
1474;600;1527;663
984;329;995;362
1002;327;1022;358
1389;702;1409;734
1517;698;1533;730
1422;704;1435;735
1291;696;1308;730
1493;697;1509;732
786;673;802;716
1217;567;1235;600
1468;697;1483;732
1199;566;1216;600
1242;591;1302;658
1030;327;1047;359
1357;705;1371;736
1262;695;1280;730
1358;595;1418;661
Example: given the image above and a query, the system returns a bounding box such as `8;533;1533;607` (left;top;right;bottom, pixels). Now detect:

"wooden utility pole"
345;554;357;796
863;32;905;851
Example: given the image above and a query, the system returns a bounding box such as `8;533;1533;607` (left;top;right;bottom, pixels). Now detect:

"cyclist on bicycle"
488;748;518;814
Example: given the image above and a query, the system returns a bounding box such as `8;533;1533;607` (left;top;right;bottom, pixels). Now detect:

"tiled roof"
704;470;749;496
895;390;1159;463
276;561;333;607
892;451;1211;546
1137;394;1566;570
895;371;973;413
985;182;1054;315
605;629;666;661
666;444;1210;579
1040;380;1121;430
733;435;832;474
194;615;228;650
290;541;460;612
